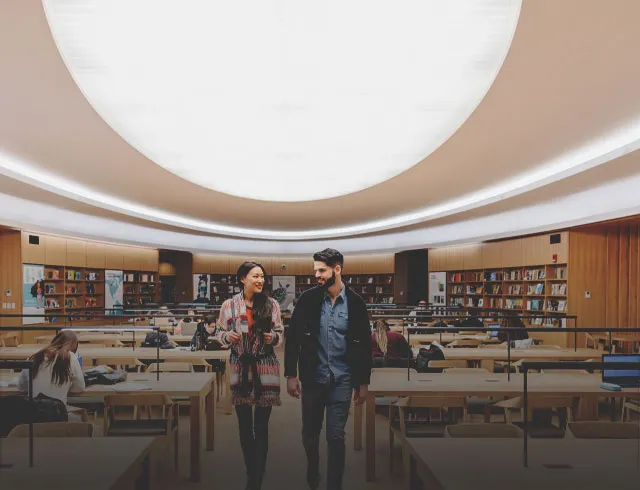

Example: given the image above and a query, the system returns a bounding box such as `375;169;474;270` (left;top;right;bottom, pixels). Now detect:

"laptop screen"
602;354;640;383
488;324;501;338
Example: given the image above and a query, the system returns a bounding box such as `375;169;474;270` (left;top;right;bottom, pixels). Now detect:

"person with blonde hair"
371;319;413;368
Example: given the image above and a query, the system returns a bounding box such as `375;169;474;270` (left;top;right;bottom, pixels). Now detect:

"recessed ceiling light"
43;0;521;201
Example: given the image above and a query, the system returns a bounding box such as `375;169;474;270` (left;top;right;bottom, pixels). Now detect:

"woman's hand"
226;331;242;344
263;332;275;344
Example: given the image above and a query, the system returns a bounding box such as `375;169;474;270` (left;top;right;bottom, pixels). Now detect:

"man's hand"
226;331;242;344
353;384;368;406
287;377;301;398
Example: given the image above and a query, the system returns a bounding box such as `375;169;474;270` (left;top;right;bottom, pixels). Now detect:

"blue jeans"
301;375;352;490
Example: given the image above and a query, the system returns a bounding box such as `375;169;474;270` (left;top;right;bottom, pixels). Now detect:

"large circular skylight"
43;0;521;202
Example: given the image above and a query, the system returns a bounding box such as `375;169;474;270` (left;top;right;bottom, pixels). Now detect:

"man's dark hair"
312;248;344;268
205;315;216;325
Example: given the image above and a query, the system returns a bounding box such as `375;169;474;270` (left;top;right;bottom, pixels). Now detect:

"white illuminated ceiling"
42;0;521;202
1;0;640;252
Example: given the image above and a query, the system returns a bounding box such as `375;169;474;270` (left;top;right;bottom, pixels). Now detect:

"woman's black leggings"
235;404;273;489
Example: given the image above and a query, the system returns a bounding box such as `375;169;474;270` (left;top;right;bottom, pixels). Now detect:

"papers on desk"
113;383;152;392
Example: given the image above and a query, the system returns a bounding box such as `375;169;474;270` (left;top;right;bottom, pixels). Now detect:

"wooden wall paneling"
228;256;247;275
568;230;607;344
461;244;483;270
85;242;106;269
21;231;45;264
522;234;549;266
428;248;445;271
630;225;639;330
65;239;86;268
443;246;464;270
259;257;276;276
210;255;231;274
344;256;365;275
551;231;569;264
146;249;159;272
605;228;620;329
291;257;313;275
44;235;66;266
0;231;23;331
618;227;630;328
276;257;298;276
501;239;524;268
192;254;212;274
104;244;124;270
121;246;141;271
482;242;502;269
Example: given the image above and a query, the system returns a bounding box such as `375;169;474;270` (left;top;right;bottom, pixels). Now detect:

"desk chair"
104;393;179;471
0;334;19;347
621;398;640;422
8;422;94;438
495;396;576;438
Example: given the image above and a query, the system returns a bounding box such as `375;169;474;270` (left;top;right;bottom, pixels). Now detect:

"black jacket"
284;284;372;387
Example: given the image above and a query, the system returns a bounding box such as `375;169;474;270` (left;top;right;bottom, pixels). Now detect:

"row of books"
484;271;503;281
124;273;155;283
524;269;546;280
550;283;567;295
527;284;545;295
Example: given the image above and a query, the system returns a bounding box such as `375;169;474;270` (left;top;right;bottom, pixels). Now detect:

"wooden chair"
621;398;640;422
445;423;523;438
104;393;179;471
146;362;193;373
443;368;490;375
568;421;640;439
8;422;94;438
0;334;19;347
389;396;467;473
495;396;576;437
94;357;144;372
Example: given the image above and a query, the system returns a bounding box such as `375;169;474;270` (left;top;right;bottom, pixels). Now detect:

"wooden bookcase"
44;266;107;324
123;271;159;307
209;274;274;305
444;264;568;326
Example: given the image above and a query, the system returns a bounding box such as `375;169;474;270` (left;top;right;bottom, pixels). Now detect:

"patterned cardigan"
215;293;284;407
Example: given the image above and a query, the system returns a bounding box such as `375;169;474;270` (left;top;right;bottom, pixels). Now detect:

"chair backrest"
146;362;193;373
568;422;640;439
8;422;94;438
1;334;19;347
429;360;467;369
443;368;490;375
445;423;523;438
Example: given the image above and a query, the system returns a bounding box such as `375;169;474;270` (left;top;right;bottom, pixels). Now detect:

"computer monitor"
602;354;640;387
487;324;501;338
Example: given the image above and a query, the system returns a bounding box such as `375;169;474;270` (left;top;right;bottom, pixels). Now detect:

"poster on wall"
271;276;295;313
193;274;211;303
23;264;45;325
105;270;124;315
428;272;447;313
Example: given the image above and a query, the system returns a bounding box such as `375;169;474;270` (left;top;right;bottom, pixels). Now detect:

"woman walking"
215;261;284;490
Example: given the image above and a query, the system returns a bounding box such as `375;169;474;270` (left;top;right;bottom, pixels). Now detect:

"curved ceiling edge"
1;172;640;255
2;117;640;241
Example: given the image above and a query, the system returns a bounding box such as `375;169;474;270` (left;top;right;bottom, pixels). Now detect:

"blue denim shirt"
316;285;350;384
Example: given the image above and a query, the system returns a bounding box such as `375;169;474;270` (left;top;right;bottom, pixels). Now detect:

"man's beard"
320;271;337;291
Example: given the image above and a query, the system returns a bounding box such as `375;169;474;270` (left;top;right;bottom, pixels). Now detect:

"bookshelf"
295;274;395;304
123;271;158;306
444;264;568;326
209;274;274;305
44;266;107;324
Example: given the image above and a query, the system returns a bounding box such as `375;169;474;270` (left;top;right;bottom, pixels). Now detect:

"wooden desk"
411;346;600;362
407;333;500;346
0;345;232;415
34;333;194;346
405;438;640;490
0;437;157;490
360;371;640;481
0;372;216;483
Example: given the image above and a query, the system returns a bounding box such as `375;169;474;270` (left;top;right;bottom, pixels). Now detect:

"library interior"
1;1;639;490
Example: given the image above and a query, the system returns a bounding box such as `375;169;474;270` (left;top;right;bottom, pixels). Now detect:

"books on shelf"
504;298;523;310
466;285;483;295
491;284;502;294
526;299;542;311
505;269;522;281
527;283;544;295
47;269;60;280
449;272;464;282
554;267;567;279
550;283;567;295
524;269;546;280
507;285;522;295
545;299;567;312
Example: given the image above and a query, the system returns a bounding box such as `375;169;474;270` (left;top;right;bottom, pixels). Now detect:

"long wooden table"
35;333;194;346
405;438;640;490
0;345;232;414
406;333;501;346
0;372;216;483
359;370;640;481
0;437;159;490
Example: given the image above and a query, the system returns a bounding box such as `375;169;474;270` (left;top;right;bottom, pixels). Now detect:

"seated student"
153;305;176;326
371;319;413;368
190;315;218;349
18;330;85;420
460;315;484;330
497;317;534;347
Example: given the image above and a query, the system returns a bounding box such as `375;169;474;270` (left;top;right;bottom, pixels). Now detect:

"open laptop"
487;323;501;338
602;354;640;387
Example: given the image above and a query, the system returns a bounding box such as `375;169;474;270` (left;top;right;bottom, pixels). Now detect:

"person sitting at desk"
18;330;85;420
190;315;223;349
497;317;534;347
407;300;428;329
153;305;176;326
371;319;413;368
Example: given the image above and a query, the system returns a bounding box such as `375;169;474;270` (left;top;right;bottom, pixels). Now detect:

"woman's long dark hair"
30;330;79;386
497;317;528;343
237;261;272;333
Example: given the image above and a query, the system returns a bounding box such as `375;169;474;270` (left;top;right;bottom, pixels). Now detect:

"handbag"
84;367;128;386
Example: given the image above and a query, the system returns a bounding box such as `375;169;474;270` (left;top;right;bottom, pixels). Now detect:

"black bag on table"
141;331;175;349
415;343;445;373
83;367;127;386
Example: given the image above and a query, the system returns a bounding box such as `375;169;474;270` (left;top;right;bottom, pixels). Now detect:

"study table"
404;438;640;490
358;370;640;481
0;437;159;490
0;372;216;483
